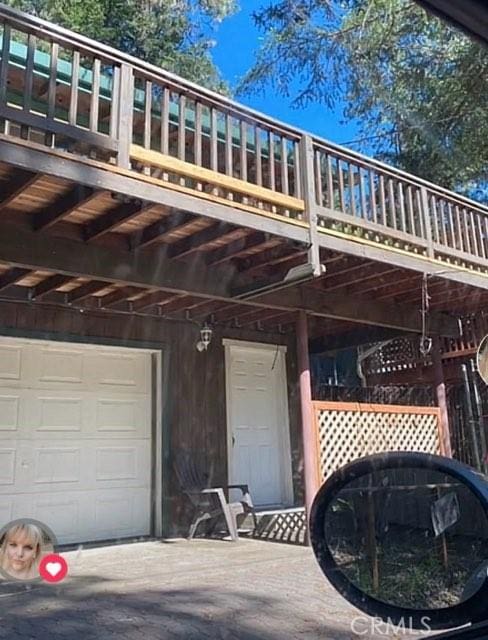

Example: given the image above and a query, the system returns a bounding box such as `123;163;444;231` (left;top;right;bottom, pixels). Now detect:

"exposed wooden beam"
158;295;201;314
0;169;39;212
98;287;142;308
67;281;110;303
237;245;297;276
244;285;459;337
33;185;97;231
131;212;194;249
0;223;459;335
84;199;148;241
0;223;236;299
31;274;72;299
0;267;31;291
167;223;235;259
131;290;177;312
205;232;269;266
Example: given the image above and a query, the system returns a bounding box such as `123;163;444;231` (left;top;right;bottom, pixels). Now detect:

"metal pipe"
462;363;482;471
470;359;488;474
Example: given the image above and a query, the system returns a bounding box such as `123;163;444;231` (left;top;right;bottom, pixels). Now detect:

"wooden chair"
174;449;257;542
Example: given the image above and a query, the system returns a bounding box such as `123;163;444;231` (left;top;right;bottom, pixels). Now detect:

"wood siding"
0;300;303;536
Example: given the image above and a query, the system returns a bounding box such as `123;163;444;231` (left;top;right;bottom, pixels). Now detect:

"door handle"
232;435;235;447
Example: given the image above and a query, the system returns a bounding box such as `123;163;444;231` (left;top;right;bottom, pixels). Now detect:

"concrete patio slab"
0;539;423;640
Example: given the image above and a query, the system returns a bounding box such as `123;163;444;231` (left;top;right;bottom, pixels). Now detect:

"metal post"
297;310;320;540
470;359;488;473
432;336;452;457
462;363;482;471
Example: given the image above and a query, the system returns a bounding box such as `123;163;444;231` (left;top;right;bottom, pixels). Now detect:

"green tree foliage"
240;0;488;199
6;0;236;91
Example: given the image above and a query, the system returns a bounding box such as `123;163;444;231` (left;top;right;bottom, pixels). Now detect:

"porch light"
196;323;213;352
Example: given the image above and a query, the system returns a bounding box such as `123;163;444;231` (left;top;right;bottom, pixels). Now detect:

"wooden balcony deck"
0;4;486;340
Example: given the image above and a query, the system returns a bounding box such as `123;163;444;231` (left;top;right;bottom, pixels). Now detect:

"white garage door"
0;338;154;544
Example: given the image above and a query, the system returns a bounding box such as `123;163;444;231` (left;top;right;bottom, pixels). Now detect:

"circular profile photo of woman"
477;334;488;386
0;519;57;582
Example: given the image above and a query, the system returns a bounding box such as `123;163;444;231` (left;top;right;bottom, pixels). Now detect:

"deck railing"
0;3;487;273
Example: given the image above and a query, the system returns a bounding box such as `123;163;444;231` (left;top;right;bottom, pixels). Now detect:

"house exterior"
0;4;486;544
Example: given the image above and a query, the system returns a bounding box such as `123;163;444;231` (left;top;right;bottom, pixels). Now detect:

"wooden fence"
313;400;445;482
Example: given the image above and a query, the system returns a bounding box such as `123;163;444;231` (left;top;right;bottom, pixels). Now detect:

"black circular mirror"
311;452;488;630
477;334;488;385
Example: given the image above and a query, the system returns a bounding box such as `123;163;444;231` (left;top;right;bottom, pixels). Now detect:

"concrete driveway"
0;538;422;640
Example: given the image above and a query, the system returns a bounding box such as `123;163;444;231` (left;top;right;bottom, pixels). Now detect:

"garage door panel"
0;394;21;431
0;344;23;385
0;338;154;544
0;448;16;485
87;351;151;394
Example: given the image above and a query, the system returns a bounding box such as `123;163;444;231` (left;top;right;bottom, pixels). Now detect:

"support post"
118;64;134;169
299;135;322;276
432;336;452;457
297;310;320;540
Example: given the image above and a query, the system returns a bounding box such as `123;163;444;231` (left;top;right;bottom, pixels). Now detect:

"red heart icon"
39;554;68;583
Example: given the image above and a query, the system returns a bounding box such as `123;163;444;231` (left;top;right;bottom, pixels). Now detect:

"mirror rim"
477;334;488;385
310;451;488;630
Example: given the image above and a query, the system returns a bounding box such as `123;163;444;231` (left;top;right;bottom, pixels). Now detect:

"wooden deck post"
299;135;322;276
432;336;452;457
296;310;320;539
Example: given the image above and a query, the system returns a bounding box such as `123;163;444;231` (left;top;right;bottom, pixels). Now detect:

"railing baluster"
268;131;276;193
476;212;486;259
369;170;377;224
178;94;186;165
210;107;218;172
0;22;11;105
240;120;247;183
463;207;473;255
470;208;480;257
45;41;59;145
160;86;169;155
484;217;488;261
281;137;289;196
447;202;455;249
348;163;356;216
406;185;415;235
89;57;101;133
338;160;345;212
420;187;434;257
455;205;466;253
315;150;323;207
359;167;367;220
109;65;120;139
225;113;233;176
439;199;448;247
23;32;35;112
430;195;439;244
397;182;406;232
143;80;152;150
294;140;302;201
195;101;203;191
68;50;80;126
255;126;262;187
387;178;396;229
326;154;334;210
379;175;387;226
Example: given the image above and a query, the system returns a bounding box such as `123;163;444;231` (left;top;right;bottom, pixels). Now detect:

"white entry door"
225;342;292;508
0;338;154;544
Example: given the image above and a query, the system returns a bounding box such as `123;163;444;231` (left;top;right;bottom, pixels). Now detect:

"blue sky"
210;1;361;148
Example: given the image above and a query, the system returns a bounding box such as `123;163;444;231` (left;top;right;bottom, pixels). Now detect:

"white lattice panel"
314;401;442;481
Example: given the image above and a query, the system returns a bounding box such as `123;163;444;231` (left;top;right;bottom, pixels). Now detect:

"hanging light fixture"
196;323;213;352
